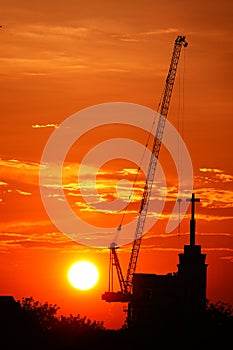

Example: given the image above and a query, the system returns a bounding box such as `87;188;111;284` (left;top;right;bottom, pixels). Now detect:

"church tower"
127;193;208;328
177;193;208;317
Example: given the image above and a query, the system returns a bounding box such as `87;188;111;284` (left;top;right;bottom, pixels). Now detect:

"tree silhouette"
19;296;60;332
9;296;232;349
205;299;233;336
206;299;233;320
17;296;106;349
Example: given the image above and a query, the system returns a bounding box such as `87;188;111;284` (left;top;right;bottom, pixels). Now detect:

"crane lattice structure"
102;35;188;303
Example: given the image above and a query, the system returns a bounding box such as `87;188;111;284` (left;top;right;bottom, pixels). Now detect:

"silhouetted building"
128;193;208;328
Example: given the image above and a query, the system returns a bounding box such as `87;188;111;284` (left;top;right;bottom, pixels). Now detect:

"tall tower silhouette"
177;193;208;317
127;193;208;329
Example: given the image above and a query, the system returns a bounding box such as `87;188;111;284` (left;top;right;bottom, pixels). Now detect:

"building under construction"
127;194;207;328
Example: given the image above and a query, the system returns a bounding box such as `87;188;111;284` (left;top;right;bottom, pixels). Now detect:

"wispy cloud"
17;25;90;40
221;255;233;263
0;159;39;186
32;123;58;129
112;27;178;42
200;168;224;173
139;28;178;36
203;248;233;253
195;188;233;209
195;168;233;209
1;158;233;239
0;56;87;75
0;158;38;170
199;168;233;183
0;231;74;250
196;213;233;221
15;189;31;196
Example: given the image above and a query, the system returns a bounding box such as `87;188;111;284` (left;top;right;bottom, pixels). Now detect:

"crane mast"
102;35;188;303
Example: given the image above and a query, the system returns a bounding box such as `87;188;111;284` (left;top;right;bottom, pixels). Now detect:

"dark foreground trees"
0;296;232;349
17;297;106;349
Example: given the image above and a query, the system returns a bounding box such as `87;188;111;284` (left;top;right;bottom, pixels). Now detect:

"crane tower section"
102;35;188;303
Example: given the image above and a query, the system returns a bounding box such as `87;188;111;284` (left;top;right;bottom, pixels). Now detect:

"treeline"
1;297;232;349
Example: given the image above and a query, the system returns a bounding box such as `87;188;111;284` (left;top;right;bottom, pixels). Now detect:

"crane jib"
102;35;188;303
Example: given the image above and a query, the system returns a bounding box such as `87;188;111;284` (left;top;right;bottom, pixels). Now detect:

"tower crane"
102;35;188;303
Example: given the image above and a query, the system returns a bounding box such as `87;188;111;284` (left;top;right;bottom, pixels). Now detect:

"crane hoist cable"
117;112;158;231
177;44;186;236
117;83;166;233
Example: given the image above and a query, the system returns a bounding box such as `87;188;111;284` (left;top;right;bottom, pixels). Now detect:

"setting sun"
68;261;99;290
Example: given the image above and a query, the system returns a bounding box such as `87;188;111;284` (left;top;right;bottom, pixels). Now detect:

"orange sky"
0;1;233;329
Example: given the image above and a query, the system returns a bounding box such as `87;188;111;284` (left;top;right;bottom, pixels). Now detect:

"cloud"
102;68;129;73
139;28;178;36
200;168;223;173
216;173;233;183
196;213;233;221
41;161;233;223
204;248;233;253
195;168;233;209
1;158;232;241
221;255;233;263
0;159;39;186
112;27;178;42
0;231;74;250
0;219;51;232
198;168;233;183
17;25;90;40
32;123;58;129
0;56;87;75
198;232;232;237
0;158;38;170
195;188;233;209
15;189;31;196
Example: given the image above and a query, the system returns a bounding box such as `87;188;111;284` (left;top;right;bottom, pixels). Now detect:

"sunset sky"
0;0;232;329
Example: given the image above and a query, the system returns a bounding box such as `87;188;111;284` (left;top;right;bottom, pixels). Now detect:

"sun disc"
68;261;99;290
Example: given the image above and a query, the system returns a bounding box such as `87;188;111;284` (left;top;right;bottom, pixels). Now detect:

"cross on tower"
186;193;200;246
